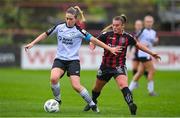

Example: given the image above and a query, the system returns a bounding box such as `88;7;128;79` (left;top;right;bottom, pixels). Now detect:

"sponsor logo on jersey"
108;43;116;47
58;36;73;45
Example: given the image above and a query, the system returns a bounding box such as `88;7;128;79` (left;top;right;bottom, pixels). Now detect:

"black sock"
144;71;148;78
121;87;133;105
132;69;137;76
92;90;100;104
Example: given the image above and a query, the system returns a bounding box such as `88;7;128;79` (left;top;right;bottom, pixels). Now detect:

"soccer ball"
44;99;59;113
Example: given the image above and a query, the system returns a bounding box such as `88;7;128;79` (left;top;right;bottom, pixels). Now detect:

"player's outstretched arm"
136;42;161;60
24;32;47;51
90;36;123;55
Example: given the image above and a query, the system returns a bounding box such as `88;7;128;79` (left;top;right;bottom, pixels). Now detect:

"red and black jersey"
98;31;137;68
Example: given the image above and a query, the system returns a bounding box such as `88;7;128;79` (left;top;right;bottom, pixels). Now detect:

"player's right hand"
152;53;161;61
89;42;96;51
24;43;34;52
111;46;124;55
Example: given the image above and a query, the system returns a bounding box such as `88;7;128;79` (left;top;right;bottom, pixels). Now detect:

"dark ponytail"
120;14;127;24
102;14;127;32
113;14;127;24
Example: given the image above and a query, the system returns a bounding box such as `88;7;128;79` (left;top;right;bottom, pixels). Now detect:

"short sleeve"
97;32;107;43
152;31;158;43
128;34;137;46
46;25;58;36
79;29;93;41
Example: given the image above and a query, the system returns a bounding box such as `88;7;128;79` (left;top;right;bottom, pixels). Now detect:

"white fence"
21;45;180;70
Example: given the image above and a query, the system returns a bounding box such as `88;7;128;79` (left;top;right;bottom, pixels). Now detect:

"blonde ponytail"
74;6;86;22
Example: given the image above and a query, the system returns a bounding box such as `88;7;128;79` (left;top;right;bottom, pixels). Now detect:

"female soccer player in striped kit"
24;6;121;112
84;15;160;115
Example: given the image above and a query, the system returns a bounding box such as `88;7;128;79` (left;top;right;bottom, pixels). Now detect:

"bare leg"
132;60;139;75
143;61;156;95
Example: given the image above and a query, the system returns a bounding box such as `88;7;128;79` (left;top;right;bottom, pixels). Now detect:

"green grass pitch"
0;68;180;117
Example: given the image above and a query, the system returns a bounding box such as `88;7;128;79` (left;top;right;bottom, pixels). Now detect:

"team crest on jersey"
116;66;123;73
58;29;63;32
129;33;133;37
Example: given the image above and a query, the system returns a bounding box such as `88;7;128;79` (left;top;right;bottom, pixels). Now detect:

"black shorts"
52;58;80;77
97;65;127;82
133;52;139;61
138;57;152;62
132;49;139;61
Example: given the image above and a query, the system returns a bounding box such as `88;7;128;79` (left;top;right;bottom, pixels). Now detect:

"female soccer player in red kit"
84;15;160;115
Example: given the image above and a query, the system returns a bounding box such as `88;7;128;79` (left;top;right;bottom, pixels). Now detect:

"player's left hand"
152;53;161;61
24;43;34;52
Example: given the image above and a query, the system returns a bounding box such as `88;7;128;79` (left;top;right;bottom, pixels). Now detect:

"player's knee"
71;84;78;90
93;86;101;92
137;70;144;77
132;69;137;75
148;68;155;75
134;72;143;80
152;68;155;74
50;76;59;84
71;83;82;92
119;82;128;89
